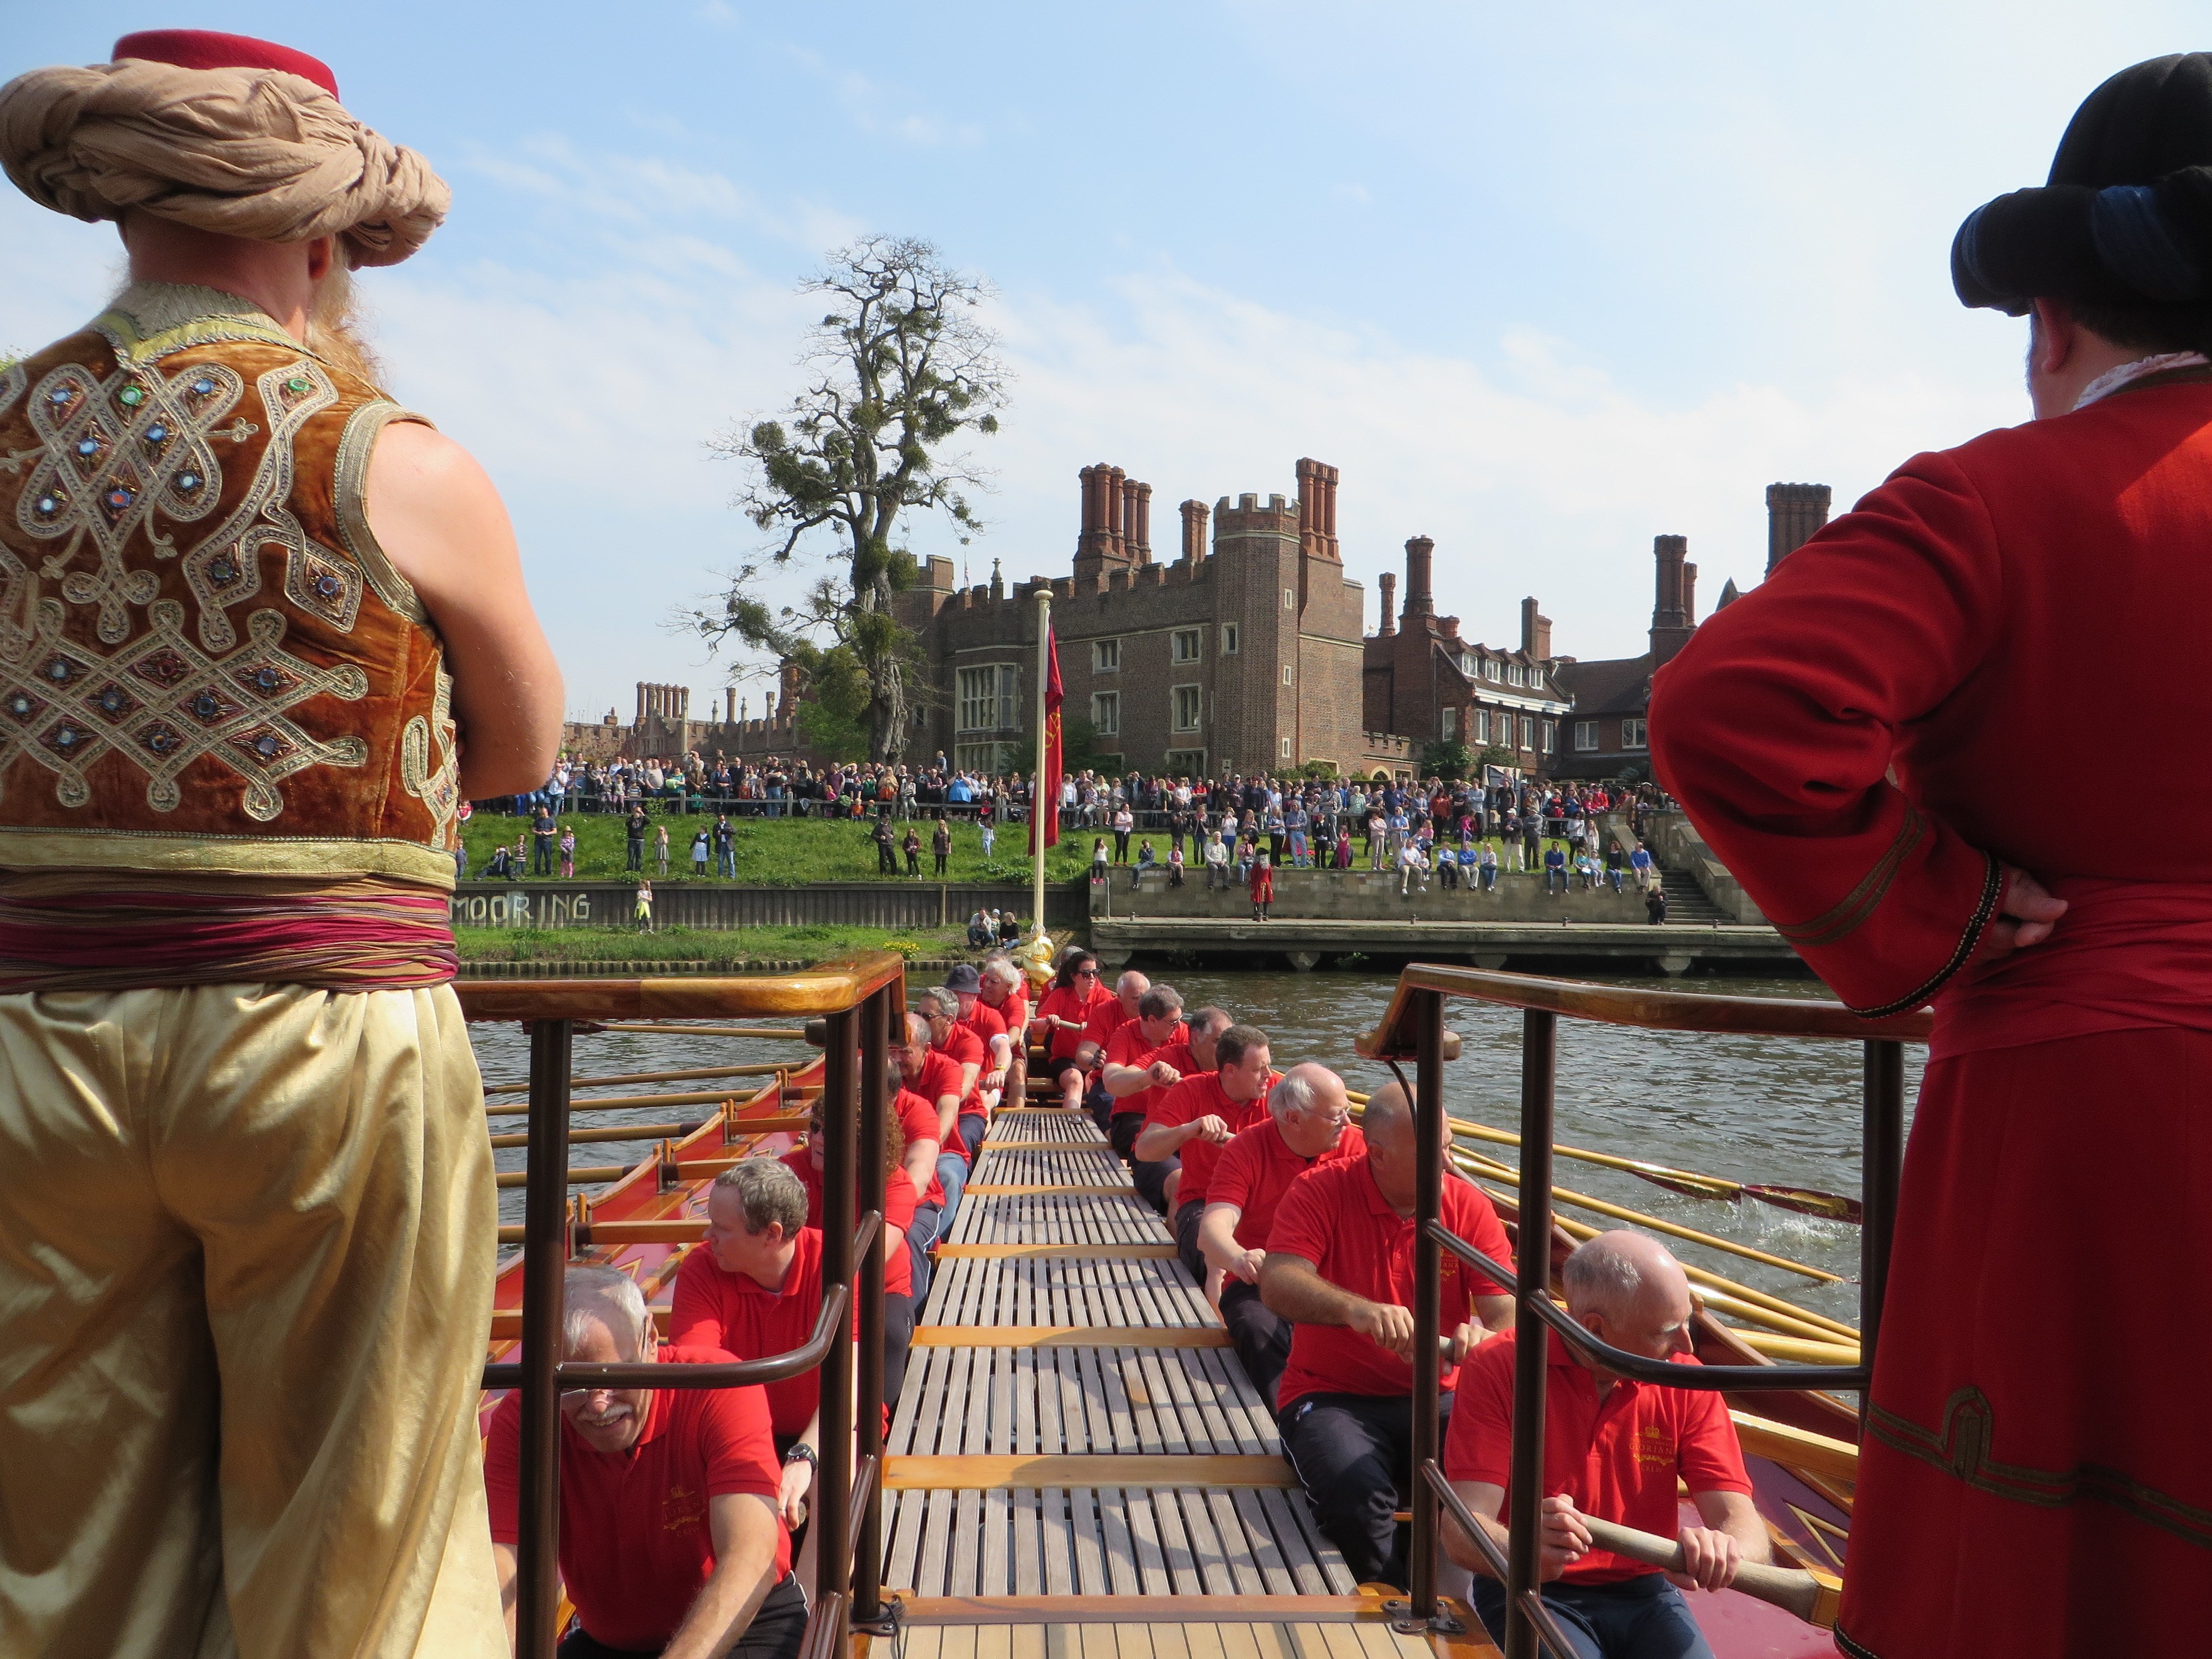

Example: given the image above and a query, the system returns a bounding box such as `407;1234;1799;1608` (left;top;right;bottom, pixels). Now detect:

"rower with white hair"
1442;1230;1767;1659
1196;1062;1365;1404
483;1265;805;1659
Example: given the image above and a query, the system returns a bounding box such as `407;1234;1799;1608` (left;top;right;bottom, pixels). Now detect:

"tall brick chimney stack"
1520;596;1552;661
725;687;735;723
1765;482;1833;573
1296;458;1343;562
1180;498;1209;562
1133;482;1152;562
1648;534;1696;666
1401;535;1436;622
1378;572;1398;635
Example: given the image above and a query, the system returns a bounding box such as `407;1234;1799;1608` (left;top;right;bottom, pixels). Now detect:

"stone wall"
1087;866;1651;924
452;879;1090;932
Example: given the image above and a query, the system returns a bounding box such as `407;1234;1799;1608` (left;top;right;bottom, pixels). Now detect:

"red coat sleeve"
1649;451;2006;1015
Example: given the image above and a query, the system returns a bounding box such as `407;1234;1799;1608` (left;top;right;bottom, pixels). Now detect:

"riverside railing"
460;952;908;1659
1358;966;1929;1659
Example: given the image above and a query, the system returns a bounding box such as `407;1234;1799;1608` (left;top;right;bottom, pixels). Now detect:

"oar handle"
1577;1515;1841;1629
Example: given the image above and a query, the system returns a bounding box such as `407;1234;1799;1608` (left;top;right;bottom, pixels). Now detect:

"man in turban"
1652;53;2212;1659
0;31;560;1659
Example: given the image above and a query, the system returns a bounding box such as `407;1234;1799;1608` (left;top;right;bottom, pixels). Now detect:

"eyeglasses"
1072;967;1099;979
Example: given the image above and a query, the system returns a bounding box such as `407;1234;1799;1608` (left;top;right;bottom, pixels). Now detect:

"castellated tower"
892;457;1371;775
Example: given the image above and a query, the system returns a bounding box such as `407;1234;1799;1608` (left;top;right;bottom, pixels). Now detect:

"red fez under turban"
110;29;339;100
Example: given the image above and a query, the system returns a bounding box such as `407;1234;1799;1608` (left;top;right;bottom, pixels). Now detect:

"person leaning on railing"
1197;1065;1364;1409
1259;1082;1514;1591
669;1161;902;1540
1442;1232;1766;1659
484;1267;806;1659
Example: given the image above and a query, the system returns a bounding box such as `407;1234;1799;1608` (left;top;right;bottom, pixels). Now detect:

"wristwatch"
784;1443;818;1470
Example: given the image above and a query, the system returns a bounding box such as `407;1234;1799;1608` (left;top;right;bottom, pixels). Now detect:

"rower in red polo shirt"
917;987;990;1162
1199;1063;1365;1407
486;1266;805;1659
888;1061;947;1298
1443;1232;1765;1659
669;1160;903;1535
1076;968;1147;1130
1108;1005;1228;1215
975;955;1029;1111
1097;984;1187;1158
894;1013;973;1239
1260;1082;1514;1590
945;962;1013;1110
1134;1022;1279;1280
1029;951;1114;1110
778;1099;919;1404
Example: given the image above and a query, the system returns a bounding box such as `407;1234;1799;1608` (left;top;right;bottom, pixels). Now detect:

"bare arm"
1133;1113;1229;1165
902;1135;940;1197
1474;1292;1516;1333
956;1061;981;1102
1259;1252;1415;1356
1198;1202;1263;1282
934;1093;961;1145
661;1492;783;1659
365;421;562;799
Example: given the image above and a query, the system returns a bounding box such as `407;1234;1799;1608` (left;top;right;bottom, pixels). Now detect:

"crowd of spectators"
474;753;1679;900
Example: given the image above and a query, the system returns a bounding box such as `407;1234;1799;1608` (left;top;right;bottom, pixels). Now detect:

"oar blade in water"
1743;1183;1864;1225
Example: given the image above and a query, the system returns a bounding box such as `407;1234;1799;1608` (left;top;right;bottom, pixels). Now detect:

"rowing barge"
470;953;1918;1659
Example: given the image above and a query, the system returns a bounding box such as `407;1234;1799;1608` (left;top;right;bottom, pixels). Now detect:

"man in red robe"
1651;54;2212;1659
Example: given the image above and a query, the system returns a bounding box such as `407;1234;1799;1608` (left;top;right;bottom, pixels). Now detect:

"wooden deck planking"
886;1104;1364;1611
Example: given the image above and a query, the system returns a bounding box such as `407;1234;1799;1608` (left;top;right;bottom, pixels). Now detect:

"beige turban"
0;57;447;265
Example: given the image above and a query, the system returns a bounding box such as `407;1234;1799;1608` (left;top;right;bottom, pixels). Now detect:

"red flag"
1030;624;1063;853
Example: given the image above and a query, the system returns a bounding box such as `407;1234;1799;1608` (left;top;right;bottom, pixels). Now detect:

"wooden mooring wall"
450;879;1090;932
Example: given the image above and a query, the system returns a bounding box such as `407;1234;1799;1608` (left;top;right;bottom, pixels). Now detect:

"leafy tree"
1059;714;1114;777
1419;739;1475;780
1475;744;1515;774
792;643;872;763
690;237;1008;762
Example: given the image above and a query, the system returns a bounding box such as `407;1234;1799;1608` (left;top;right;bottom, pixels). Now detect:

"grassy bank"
463;810;1096;885
455;923;972;965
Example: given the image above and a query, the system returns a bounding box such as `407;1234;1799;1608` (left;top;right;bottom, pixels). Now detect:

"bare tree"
688;237;1006;761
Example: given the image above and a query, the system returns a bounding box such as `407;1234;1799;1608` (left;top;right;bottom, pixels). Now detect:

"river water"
472;970;1916;1328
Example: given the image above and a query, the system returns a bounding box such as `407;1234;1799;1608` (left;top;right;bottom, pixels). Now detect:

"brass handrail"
1357;963;1933;1055
472;951;905;1659
1386;965;1918;1659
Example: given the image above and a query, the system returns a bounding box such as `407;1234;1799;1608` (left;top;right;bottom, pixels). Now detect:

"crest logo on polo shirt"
664;1483;705;1531
1634;1424;1676;1468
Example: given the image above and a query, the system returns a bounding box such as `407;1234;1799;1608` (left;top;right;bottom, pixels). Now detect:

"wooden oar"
484;1062;789;1096
1576;1515;1841;1628
486;1087;757;1115
489;1119;704;1150
1540;1208;1859;1343
1345;1089;1860;1219
593;1024;808;1040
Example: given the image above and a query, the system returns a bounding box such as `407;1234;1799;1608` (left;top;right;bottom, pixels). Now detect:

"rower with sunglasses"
1027;951;1117;1110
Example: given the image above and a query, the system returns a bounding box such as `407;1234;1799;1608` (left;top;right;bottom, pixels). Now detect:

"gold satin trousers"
0;982;507;1657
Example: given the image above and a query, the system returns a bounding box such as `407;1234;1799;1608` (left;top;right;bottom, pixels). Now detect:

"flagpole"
1032;587;1051;937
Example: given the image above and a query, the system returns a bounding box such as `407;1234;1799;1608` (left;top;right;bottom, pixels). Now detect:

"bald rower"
1262;1082;1513;1589
1197;1063;1365;1405
1076;969;1148;1131
1444;1230;1766;1659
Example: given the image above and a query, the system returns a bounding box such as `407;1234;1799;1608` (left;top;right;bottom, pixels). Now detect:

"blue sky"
3;4;2199;722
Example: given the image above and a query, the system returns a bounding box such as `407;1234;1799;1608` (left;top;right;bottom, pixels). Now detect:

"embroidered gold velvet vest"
0;284;459;888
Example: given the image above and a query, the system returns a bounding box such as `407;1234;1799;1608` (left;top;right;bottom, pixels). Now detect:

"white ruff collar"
2074;351;2212;410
